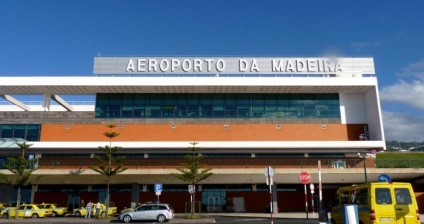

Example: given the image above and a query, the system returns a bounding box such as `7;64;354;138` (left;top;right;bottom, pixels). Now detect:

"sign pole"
268;167;273;224
318;160;322;211
298;171;311;219
310;183;315;218
264;166;275;224
304;184;308;219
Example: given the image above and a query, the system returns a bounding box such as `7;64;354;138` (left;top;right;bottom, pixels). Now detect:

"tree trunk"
106;177;110;219
15;187;21;219
192;189;195;216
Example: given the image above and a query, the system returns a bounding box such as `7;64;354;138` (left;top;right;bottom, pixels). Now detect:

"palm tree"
90;125;127;218
172;141;213;218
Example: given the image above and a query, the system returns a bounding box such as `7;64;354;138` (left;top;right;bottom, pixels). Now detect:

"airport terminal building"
0;56;414;213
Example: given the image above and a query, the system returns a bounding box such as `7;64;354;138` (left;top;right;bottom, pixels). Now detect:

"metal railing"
33;158;370;170
4;158;424;170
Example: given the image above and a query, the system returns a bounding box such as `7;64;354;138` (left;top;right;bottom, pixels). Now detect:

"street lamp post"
358;153;369;183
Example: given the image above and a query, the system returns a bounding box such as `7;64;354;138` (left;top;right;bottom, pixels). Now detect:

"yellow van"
330;182;420;224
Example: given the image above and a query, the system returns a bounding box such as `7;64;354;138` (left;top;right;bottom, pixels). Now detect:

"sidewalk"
0;213;309;224
1;213;423;223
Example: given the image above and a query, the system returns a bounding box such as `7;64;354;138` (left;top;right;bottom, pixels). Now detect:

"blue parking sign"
154;183;163;192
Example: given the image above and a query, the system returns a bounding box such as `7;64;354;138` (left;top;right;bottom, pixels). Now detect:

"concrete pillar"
131;184;140;206
31;184;38;203
42;94;51;111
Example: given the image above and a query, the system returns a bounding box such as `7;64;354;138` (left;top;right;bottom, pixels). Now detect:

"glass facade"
95;93;340;119
0;124;41;141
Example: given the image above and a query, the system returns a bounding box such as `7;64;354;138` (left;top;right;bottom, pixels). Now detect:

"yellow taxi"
1;206;16;219
73;203;117;218
6;204;46;218
35;203;53;217
37;203;68;217
0;202;6;211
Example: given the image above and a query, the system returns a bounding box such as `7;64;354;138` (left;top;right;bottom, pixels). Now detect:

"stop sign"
299;171;311;184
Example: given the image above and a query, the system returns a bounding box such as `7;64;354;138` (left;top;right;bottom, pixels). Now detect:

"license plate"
379;218;394;222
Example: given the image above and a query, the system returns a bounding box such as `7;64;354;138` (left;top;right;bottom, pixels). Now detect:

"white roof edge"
28;141;385;149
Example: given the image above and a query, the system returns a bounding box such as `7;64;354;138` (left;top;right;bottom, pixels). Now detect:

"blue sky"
1;0;424;142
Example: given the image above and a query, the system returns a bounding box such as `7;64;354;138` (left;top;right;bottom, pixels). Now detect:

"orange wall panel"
40;123;366;142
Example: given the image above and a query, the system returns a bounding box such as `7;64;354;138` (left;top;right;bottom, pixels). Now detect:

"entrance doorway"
207;196;222;212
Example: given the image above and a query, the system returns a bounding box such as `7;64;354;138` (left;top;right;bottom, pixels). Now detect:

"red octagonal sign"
299;171;311;184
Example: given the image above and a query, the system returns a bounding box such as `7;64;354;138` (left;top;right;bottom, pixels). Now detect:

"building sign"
94;57;375;75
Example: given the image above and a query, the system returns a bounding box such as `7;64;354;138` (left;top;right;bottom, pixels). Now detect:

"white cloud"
380;80;424;109
397;59;424;80
380;60;424;141
382;111;424;142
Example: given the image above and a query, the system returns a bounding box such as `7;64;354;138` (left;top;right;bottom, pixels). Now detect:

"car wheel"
31;213;39;218
100;211;106;218
75;211;81;217
157;214;166;223
123;215;132;223
331;219;336;224
2;213;8;219
51;212;57;217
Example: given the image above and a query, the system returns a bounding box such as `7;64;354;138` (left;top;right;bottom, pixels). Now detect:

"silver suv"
119;203;174;223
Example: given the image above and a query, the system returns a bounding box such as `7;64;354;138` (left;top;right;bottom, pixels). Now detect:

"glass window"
162;105;174;118
187;105;199;118
237;106;250;118
225;105;236;117
340;191;351;205
237;95;250;106
212;94;224;105
121;94;134;118
93;93;341;120
148;106;161;118
375;188;392;204
95;94;109;118
251;94;264;105
266;94;278;106
212;105;224;118
277;94;289;105
302;94;315;105
26;124;41;141
187;95;198;105
175;105;187;118
13;124;27;139
1;124;13;138
134;94;148;118
252;106;264;118
289;94;303;105
176;94;187;105
199;105;212;118
149;94;161;105
353;188;368;205
395;188;412;205
162;94;174;105
199;94;212;105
